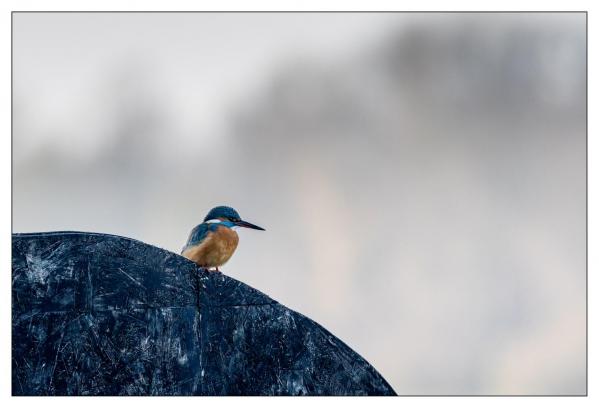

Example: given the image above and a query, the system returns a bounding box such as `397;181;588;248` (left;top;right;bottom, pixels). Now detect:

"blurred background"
12;12;586;395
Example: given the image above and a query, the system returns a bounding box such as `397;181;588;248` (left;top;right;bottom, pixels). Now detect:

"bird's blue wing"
181;223;213;253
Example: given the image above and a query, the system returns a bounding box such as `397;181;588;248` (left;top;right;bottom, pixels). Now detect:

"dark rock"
12;231;396;396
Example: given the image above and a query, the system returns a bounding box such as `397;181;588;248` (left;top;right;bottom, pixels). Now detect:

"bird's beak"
235;220;265;231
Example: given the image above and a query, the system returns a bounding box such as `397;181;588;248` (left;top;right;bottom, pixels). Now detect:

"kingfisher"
181;206;265;271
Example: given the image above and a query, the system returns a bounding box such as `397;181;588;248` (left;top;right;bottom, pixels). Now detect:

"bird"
181;206;265;271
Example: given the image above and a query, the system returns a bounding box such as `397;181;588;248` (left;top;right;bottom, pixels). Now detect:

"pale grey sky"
13;12;586;395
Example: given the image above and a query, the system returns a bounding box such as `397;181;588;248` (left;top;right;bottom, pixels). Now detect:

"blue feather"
181;220;236;253
182;223;212;253
204;206;241;222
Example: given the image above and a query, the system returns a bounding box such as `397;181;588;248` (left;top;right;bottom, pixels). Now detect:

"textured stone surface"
12;231;396;396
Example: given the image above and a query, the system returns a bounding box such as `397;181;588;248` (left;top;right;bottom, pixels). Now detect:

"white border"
1;2;594;407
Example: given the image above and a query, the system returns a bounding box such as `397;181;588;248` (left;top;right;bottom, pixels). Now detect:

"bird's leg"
215;266;220;272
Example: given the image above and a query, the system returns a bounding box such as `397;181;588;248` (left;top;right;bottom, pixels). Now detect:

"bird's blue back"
182;223;212;253
181;220;236;253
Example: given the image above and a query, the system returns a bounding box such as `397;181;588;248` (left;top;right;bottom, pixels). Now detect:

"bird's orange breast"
182;226;239;267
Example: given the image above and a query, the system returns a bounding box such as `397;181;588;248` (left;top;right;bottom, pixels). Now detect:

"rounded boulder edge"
12;231;397;396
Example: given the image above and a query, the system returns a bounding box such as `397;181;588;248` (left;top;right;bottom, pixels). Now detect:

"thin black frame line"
585;10;588;398
10;10;589;397
10;10;589;14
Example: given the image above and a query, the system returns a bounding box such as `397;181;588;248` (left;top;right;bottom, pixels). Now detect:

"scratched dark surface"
12;231;396;396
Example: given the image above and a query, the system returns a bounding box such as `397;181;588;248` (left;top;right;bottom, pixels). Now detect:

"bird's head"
203;206;265;231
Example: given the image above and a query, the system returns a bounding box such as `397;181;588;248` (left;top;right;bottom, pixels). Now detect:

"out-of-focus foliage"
13;13;586;394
